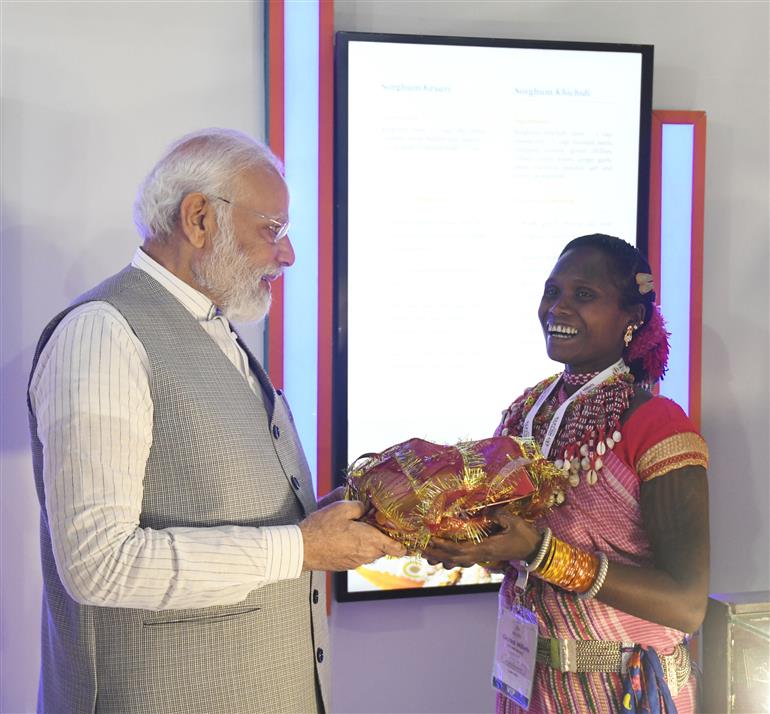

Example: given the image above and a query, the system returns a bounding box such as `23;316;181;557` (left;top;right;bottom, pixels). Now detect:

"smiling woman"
424;234;709;714
539;246;645;376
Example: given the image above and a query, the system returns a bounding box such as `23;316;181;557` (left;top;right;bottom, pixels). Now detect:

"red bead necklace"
497;370;635;487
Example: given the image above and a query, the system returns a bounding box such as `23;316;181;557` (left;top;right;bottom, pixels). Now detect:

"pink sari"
495;397;704;714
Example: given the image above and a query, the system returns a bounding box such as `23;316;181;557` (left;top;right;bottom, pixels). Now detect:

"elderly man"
28;128;405;714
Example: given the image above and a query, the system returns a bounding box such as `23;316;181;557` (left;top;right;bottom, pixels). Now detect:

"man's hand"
299;500;407;571
316;485;346;510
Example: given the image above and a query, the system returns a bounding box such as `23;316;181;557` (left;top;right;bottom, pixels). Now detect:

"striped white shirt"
29;248;304;611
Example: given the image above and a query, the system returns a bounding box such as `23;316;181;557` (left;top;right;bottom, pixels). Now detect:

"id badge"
492;569;538;710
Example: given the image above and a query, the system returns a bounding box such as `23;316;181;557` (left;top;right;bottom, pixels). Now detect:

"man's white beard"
192;211;279;323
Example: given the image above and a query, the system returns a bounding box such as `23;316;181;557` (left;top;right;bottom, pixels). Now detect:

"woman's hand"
423;508;542;568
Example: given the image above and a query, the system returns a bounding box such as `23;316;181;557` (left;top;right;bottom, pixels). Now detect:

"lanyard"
522;359;629;458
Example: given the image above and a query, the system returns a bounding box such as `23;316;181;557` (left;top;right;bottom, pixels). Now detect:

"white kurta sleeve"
29;302;304;611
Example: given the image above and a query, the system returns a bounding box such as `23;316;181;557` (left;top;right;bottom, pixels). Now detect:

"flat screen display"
334;32;652;601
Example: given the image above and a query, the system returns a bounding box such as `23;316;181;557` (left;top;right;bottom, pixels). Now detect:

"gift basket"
345;435;567;554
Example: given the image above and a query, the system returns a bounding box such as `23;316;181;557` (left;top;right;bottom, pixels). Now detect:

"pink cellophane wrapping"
346;436;566;553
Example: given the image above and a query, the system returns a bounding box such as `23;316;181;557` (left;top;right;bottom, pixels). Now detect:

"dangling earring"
623;324;636;348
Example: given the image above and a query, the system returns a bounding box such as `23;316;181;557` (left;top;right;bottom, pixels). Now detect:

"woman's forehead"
549;246;616;282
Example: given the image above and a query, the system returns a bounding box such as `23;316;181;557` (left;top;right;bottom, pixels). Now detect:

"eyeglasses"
214;196;290;244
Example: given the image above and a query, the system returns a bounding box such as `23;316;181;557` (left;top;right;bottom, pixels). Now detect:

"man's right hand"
298;500;406;571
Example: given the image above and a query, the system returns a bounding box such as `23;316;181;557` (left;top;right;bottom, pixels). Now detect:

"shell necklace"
520;359;634;486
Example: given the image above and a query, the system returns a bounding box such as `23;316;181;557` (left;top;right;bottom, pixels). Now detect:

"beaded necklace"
498;368;636;487
561;370;600;386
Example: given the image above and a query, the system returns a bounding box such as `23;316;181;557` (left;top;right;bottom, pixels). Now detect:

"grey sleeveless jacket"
28;267;330;713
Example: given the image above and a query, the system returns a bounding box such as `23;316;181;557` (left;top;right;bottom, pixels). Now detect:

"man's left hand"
316;486;346;510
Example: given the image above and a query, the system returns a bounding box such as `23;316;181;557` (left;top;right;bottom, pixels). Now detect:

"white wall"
1;2;265;712
329;2;770;713
2;2;768;713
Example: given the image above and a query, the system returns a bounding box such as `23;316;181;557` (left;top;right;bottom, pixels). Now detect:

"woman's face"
538;246;642;373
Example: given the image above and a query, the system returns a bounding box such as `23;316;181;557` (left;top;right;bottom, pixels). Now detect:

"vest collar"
132;247;219;322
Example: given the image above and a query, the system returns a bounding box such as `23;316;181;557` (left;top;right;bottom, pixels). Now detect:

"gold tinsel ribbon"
346;435;567;553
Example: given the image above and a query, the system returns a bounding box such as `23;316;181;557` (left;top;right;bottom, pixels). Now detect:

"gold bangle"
535;536;599;593
537;537;568;582
578;552;609;600
537;537;557;575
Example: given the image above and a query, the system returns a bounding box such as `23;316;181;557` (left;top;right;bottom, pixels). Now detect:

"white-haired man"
28;129;405;713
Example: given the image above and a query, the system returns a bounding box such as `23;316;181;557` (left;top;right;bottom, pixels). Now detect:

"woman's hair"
559;233;669;384
133;128;283;243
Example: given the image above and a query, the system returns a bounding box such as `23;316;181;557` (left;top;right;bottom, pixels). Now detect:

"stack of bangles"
525;527;609;600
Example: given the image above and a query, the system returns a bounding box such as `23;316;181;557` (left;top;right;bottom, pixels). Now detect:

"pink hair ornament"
626;304;670;383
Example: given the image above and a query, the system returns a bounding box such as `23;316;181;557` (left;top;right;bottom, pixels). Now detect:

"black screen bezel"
333;31;653;603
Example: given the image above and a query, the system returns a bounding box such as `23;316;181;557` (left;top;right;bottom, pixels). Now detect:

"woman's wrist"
533;535;601;594
525;527;552;572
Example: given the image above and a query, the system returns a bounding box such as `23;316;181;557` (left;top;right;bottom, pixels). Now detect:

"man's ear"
178;192;214;249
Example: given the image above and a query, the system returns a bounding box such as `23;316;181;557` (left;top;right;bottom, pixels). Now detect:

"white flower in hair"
635;272;655;295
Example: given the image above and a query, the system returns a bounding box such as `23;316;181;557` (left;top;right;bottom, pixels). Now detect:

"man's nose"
278;235;296;267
